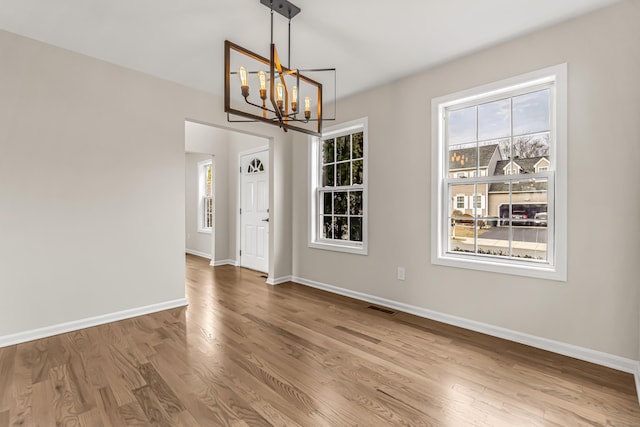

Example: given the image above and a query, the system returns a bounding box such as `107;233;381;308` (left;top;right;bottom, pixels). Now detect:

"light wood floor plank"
0;253;638;425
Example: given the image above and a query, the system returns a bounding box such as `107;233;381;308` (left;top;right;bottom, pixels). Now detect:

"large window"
198;159;213;233
309;118;368;255
431;65;567;280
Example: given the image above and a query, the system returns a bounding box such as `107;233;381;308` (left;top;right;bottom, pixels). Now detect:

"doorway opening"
184;121;270;273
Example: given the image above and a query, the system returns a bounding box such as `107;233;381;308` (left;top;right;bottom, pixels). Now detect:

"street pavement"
450;226;547;258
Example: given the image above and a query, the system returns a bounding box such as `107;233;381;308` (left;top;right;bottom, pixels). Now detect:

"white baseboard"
211;259;238;267
185;249;211;259
266;275;292;286
291;276;639;377
0;298;188;348
635;363;640;405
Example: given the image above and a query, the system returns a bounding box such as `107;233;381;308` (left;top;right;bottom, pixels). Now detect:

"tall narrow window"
198;159;213;233
431;65;567;281
309;118;368;255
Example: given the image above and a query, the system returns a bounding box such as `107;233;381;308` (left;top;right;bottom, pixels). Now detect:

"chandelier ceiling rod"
266;0;293;69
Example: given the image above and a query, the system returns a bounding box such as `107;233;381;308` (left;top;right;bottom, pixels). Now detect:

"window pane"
322;216;333;239
323;192;332;214
205;166;213;197
323;139;334;164
511;178;548;211
352;159;363;185
205;198;213;228
478;98;510;141
512;89;550;136
447;106;477;145
334;192;347;214
449;184;473;217
350;217;363;242
512;225;548;262
448;143;478;177
489;179;547;260
322;164;334;186
335;216;348;240
349;191;363;215
352;132;364;159
449;210;477;254
337;162;350;186
336;136;350;161
514;133;550;159
477;180;510;256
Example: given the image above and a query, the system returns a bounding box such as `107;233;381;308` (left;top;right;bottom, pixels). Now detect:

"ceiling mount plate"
260;0;301;19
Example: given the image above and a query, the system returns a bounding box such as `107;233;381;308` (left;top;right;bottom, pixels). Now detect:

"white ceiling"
0;0;621;100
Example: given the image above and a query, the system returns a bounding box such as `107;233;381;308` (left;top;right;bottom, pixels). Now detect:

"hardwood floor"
0;254;638;426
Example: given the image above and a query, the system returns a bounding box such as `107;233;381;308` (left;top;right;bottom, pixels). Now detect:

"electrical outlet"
397;267;406;281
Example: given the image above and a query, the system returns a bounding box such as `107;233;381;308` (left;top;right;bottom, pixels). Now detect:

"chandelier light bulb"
258;71;267;100
238;66;249;98
291;86;298;112
276;82;284;110
238;66;248;86
304;96;311;120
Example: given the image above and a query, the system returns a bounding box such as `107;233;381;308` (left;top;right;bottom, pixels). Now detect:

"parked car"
511;209;528;220
512;209;530;226
533;212;548;227
501;209;529;226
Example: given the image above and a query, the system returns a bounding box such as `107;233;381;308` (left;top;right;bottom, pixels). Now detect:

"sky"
447;89;550;146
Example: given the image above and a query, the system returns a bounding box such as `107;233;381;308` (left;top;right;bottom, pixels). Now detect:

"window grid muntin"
445;174;553;263
203;196;213;229
443;81;555;266
318;130;365;245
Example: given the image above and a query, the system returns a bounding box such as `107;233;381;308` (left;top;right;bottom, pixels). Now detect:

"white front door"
240;150;269;273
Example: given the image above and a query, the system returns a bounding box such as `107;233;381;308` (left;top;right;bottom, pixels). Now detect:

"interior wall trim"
211;259;239;267
291;275;639;378
185;249;211;259
635;362;640;405
0;298;188;348
266;275;292;286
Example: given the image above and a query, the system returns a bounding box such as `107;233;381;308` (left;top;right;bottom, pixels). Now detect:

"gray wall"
292;0;640;359
0;29;290;339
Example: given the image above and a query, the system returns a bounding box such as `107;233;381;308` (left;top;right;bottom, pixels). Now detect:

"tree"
498;134;549;159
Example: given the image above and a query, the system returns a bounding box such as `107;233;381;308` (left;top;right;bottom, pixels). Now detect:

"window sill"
309;240;368;256
432;252;566;282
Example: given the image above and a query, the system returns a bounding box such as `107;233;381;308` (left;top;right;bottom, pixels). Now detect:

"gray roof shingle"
489;156;549;192
449;144;498;170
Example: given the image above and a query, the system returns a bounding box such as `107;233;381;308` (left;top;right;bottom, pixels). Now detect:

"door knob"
262;218;269;222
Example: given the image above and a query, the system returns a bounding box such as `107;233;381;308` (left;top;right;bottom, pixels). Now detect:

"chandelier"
224;0;335;136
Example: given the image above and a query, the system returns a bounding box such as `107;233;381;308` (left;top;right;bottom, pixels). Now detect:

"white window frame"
309;117;368;255
197;159;213;234
431;64;567;281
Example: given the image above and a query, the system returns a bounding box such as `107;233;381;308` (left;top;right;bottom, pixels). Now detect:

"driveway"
481;226;548;243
